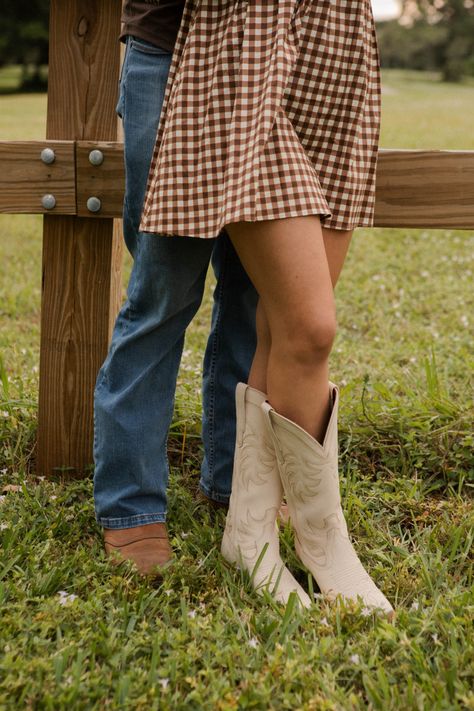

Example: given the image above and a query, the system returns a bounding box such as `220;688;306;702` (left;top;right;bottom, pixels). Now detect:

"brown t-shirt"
120;1;185;53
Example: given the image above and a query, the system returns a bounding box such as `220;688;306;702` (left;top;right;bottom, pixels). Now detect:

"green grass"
0;65;25;92
0;68;473;709
0;64;48;95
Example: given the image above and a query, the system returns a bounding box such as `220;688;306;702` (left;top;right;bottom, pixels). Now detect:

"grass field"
0;68;473;709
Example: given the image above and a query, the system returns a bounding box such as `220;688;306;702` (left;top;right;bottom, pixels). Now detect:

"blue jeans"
93;36;258;529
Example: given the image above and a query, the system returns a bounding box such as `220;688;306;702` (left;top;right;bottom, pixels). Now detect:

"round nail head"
42;194;56;210
41;148;56;165
89;150;104;166
87;196;102;213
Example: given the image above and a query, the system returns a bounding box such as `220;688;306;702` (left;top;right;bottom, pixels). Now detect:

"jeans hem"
96;512;167;529
199;481;230;505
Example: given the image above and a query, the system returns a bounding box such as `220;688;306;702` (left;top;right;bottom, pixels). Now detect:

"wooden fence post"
37;1;123;475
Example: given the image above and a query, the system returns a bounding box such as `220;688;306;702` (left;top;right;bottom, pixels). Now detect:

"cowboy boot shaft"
222;383;287;565
265;387;346;529
261;383;394;617
221;383;311;608
230;383;284;516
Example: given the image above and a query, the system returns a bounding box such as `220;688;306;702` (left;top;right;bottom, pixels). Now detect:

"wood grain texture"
37;0;123;476
2;144;474;228
38;216;121;472
374;150;474;229
46;2;122;142
76;141;125;218
0;141;75;215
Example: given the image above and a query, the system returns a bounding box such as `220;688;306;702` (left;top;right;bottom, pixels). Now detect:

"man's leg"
199;232;258;504
93;36;214;530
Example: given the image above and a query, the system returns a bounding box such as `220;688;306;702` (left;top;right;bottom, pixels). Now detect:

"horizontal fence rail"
1;143;474;229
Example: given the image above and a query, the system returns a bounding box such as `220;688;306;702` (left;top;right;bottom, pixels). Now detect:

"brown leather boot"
103;522;173;577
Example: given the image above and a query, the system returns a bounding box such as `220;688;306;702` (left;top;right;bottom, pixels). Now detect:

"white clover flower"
57;591;78;605
248;637;259;649
349;654;360;664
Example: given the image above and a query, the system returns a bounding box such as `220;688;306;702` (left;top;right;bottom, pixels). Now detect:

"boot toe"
103;523;173;578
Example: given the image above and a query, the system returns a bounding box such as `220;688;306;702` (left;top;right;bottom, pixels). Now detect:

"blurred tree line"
0;0;49;91
0;0;472;91
377;0;474;81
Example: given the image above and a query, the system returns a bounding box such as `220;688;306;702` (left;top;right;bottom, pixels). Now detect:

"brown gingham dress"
139;0;382;239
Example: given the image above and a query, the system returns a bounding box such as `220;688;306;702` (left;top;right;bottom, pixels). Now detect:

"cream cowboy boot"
221;383;311;608
261;383;394;618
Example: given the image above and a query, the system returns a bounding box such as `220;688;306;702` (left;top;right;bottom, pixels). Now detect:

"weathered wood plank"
37;0;123;476
1;144;474;228
0;141;75;215
38;216;121;472
374;149;474;229
76;141;125;218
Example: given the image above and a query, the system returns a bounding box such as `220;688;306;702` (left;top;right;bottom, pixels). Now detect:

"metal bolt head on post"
89;149;104;166
41;148;56;165
42;194;56;210
87;196;102;213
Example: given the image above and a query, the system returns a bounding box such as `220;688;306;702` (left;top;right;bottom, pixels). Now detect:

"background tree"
398;0;474;81
0;0;50;90
376;18;447;72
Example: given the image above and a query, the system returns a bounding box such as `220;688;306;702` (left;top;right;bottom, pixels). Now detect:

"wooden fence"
1;0;474;476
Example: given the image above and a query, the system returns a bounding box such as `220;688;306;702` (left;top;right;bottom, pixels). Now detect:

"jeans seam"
206;238;229;477
94;41;179;526
97;512;167;529
199;482;230;504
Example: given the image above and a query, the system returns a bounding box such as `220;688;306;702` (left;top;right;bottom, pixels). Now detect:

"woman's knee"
274;313;337;365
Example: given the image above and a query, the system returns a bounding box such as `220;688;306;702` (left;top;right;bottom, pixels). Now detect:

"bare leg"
248;225;352;396
225;216;352;443
224;216;394;616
